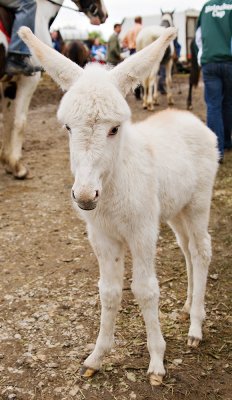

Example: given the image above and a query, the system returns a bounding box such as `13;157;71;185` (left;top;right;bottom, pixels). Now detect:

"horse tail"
190;39;200;87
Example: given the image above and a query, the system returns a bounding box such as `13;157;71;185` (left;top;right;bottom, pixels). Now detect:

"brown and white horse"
136;11;175;111
0;0;107;178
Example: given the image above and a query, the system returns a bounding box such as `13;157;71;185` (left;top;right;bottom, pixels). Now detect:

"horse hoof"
149;373;163;386
13;163;29;179
80;365;98;378
14;168;29;179
187;336;201;348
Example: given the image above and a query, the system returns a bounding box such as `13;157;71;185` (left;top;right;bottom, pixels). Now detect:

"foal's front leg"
81;228;124;377
129;226;166;386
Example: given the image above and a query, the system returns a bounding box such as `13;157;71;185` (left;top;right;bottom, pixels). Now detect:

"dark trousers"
202;62;232;157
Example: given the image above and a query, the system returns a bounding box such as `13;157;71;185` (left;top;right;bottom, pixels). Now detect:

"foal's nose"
71;188;99;210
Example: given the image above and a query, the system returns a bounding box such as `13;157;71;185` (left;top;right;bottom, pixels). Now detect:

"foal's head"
19;26;176;210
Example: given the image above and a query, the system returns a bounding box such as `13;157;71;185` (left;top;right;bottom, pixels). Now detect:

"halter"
46;0;100;18
76;0;99;17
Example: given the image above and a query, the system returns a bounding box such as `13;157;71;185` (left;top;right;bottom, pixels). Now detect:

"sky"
52;0;207;39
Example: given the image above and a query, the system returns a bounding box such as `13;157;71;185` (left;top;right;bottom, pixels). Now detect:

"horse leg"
147;73;155;111
153;73;159;106
0;73;40;178
187;81;193;110
142;77;148;109
165;59;174;105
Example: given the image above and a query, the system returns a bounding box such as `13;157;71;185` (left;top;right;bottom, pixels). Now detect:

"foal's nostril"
72;189;76;200
95;190;99;199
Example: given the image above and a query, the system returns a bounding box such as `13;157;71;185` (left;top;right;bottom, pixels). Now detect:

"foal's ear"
109;27;177;97
18;27;83;91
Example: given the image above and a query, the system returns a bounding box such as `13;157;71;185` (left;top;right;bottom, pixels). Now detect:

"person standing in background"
106;23;122;66
196;0;232;163
51;30;63;53
122;16;143;99
122;16;142;55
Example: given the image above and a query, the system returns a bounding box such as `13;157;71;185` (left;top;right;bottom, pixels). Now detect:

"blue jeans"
0;0;36;56
202;62;232;157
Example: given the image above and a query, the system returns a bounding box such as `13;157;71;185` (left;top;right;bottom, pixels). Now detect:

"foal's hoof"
187;336;201;348
179;311;190;321
149;373;163;386
80;365;98;378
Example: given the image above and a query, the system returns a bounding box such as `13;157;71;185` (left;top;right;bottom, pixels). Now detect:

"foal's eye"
108;125;120;136
65;124;71;133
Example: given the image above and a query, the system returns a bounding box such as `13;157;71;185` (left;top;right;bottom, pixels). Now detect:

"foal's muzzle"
71;189;98;211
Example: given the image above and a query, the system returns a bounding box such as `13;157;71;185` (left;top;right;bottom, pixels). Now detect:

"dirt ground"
0;74;231;400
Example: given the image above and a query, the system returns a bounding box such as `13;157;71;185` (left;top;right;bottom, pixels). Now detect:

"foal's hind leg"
184;203;212;347
168;214;193;317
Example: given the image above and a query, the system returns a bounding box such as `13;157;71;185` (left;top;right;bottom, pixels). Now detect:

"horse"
136;11;175;111
187;38;201;110
0;0;107;179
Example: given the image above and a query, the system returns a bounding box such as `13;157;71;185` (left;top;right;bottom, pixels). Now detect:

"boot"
5;53;43;76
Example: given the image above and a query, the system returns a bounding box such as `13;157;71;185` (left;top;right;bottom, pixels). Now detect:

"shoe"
5;53;43;76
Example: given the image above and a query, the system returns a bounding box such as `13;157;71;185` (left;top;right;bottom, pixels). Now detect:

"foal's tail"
189;39;200;87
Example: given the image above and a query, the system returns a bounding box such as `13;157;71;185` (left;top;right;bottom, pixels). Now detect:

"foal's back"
135;109;218;220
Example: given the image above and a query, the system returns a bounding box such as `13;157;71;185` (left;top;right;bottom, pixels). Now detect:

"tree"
88;31;105;44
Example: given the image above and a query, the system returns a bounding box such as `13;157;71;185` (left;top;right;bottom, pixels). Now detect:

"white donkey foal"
19;26;218;385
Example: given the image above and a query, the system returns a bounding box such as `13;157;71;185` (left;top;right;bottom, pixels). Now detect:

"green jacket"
106;32;121;65
196;0;232;64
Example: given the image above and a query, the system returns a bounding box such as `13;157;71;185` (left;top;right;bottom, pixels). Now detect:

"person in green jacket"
196;0;232;162
107;23;122;66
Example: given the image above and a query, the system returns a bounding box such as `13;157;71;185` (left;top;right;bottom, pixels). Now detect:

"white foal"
19;26;219;385
0;0;107;178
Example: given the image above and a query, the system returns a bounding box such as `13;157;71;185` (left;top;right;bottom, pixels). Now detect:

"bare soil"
0;74;231;400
